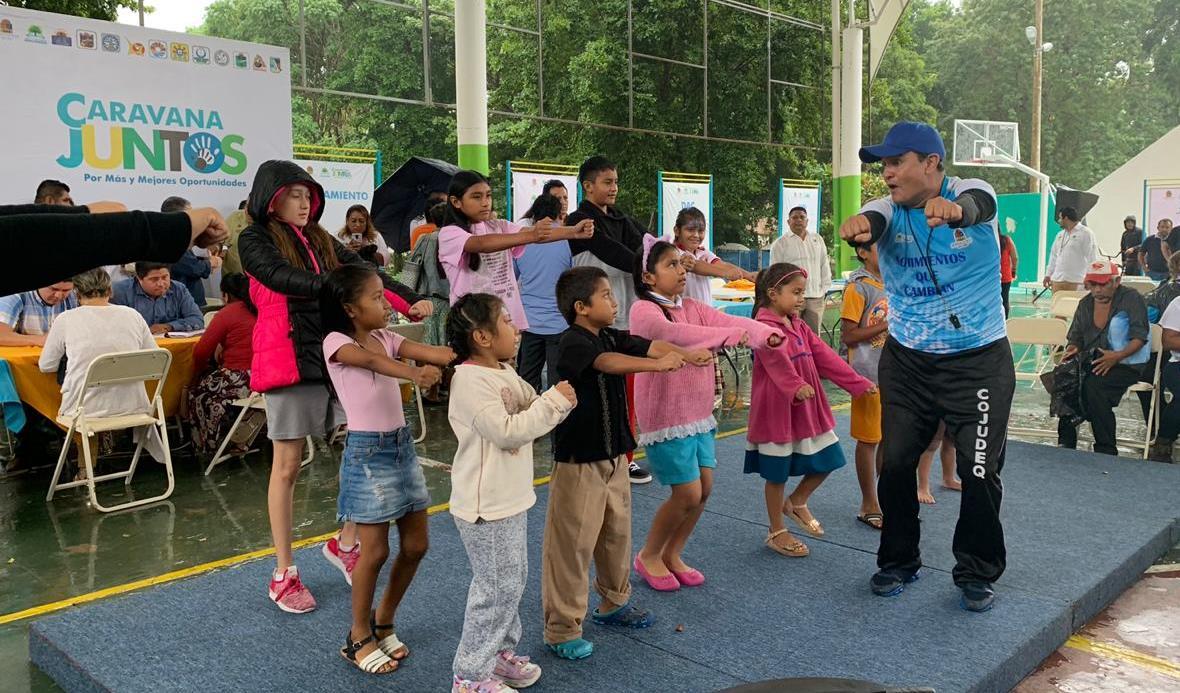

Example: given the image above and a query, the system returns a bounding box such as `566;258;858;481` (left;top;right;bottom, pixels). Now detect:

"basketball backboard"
953;120;1021;167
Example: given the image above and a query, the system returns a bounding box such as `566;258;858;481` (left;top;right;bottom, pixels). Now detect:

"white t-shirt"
679;245;721;305
1159;298;1180;362
38;304;156;418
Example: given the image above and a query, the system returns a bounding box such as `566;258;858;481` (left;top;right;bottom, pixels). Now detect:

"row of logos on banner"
0;17;284;72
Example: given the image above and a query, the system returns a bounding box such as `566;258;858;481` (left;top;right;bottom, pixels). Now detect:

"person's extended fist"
924;196;963;228
839;214;873;245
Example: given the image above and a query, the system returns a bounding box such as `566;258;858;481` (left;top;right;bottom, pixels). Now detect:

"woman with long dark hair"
337;204;390;266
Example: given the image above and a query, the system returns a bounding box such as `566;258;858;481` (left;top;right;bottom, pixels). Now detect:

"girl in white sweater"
446;293;576;693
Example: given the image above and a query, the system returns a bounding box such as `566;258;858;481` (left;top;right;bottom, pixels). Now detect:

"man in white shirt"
769;206;832;333
1042;206;1097;292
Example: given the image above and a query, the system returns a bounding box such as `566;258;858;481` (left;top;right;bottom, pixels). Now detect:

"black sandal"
340;631;397;674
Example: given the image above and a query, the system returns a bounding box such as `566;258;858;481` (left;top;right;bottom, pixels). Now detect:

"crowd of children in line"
237;154;961;692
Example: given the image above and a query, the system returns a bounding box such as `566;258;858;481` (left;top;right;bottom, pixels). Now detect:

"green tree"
12;0;135;21
1144;0;1180;103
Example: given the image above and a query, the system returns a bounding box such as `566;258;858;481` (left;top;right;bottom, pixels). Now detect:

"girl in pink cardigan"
746;262;875;558
629;236;784;591
745;262;877;559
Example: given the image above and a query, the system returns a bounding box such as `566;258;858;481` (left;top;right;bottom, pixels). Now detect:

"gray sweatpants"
452;511;528;681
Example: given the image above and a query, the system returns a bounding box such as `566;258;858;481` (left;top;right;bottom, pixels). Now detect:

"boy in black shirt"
541;266;704;660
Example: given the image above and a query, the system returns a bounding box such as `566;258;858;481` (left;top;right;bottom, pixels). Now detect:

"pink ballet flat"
633;555;680;592
670;568;705;587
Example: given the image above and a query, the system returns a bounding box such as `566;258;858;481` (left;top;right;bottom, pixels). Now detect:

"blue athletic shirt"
860;176;1006;354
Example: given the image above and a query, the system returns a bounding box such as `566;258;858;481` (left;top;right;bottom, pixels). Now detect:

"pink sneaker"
322;536;360;585
493;650;542;688
452;676;513;693
268;566;316;614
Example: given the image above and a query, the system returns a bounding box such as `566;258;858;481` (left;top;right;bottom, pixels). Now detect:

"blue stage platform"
29;422;1180;692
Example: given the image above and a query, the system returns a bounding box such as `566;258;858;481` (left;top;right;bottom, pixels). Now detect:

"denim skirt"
337;428;430;524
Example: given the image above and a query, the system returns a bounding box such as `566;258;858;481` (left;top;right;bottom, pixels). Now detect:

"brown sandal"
784;505;825;537
765;528;809;557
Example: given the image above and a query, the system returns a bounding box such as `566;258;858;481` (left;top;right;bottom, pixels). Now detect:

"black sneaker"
959;582;996;612
628;459;652;485
869;569;920;597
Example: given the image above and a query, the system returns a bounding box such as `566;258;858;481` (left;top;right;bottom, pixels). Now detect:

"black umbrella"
371;156;460;252
1054;186;1100;221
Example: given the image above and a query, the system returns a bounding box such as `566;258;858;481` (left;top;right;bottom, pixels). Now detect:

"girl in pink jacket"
746;263;875;558
629;236;783;591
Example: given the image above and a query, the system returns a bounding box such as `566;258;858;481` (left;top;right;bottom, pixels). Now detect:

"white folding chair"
46;349;175;513
1122;324;1164;459
387;322;428;444
1122;276;1157;296
203;310;219;327
1007;317;1069;387
205;391;313;475
1049;293;1083;321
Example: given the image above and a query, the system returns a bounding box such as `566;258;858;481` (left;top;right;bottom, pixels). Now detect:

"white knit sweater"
447;363;574;523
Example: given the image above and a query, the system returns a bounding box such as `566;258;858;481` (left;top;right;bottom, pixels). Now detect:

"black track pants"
877;337;1015;585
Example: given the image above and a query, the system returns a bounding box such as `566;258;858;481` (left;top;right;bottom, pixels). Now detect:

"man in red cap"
1058;260;1151;454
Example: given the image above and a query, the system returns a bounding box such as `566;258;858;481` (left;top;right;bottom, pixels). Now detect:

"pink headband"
641;233;676;270
772;268;808;290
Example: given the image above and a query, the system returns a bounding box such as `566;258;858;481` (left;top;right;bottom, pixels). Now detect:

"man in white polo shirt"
770;205;832;333
1042;206;1096;292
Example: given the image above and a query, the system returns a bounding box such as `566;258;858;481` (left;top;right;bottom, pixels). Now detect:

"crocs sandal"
784;505;825;537
371;614;409;660
856;512;884;530
590;602;655;629
340;631;397;674
633;554;680;591
547;637;594;660
765;528;809;557
670;567;705;587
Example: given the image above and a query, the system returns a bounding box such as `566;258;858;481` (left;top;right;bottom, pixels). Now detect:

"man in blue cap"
839;121;1014;612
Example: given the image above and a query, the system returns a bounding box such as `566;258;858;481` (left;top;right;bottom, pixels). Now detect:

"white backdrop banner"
778;185;821;236
509;170;577;222
1147;185;1180;232
0;6;291;214
296;160;375;232
659;177;713;248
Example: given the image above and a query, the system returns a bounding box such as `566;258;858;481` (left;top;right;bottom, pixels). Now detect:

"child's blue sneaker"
959;582;996;612
547;638;593;660
590;602;655;629
869;569;920;597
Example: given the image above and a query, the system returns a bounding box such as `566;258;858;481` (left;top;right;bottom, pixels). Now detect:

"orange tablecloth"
0;337;200;422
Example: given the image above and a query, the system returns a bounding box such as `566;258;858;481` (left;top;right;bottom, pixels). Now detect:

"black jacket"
239;160;423;386
565;200;646;272
0;204;191;295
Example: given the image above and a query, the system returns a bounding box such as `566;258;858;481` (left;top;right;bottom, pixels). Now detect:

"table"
0;336;200;422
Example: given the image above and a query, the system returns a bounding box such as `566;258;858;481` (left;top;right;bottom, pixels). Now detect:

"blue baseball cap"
859;122;946;164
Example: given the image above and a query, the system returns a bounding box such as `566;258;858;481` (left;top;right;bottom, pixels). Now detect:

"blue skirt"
744;439;846;483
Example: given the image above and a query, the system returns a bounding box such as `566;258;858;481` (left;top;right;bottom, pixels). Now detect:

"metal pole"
454;0;489;173
138;0;145;26
1029;0;1043;193
833;0;863;273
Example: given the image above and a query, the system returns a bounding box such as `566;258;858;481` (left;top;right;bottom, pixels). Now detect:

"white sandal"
372;615;409;659
341;633;397;674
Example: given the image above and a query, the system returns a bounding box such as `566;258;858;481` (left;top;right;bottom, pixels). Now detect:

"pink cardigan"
629;298;783;444
747;307;874;445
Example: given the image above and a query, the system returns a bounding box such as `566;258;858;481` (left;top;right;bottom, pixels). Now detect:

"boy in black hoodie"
564;156;653;484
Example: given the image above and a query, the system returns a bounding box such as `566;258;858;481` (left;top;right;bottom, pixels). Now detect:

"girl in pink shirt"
438;170;594;329
629;236;784;591
319;265;454;676
746;263;875;558
672;207;755;304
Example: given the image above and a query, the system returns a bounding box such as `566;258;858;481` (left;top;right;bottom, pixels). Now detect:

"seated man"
163;196;222;307
112;262;203;335
0;281;77;346
34;179;74;206
1058;260;1151;455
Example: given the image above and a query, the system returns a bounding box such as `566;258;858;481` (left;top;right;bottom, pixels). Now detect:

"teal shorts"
644;430;717;486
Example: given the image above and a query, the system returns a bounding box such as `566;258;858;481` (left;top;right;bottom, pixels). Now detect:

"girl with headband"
745;262;876;558
629;235;783;591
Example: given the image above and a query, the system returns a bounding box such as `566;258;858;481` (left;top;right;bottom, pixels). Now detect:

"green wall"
997;192;1061;285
